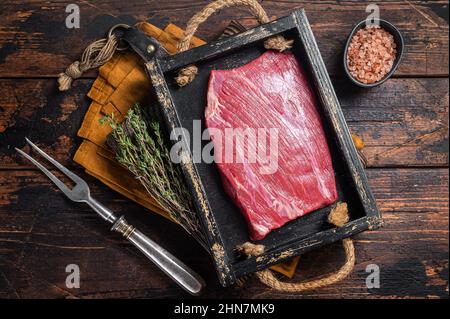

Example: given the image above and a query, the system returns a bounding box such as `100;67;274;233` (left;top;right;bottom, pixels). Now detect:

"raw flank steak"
205;51;338;240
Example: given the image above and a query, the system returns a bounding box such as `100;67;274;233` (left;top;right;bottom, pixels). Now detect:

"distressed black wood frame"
144;9;382;286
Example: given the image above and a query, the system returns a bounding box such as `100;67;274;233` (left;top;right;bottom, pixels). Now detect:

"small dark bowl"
343;19;404;88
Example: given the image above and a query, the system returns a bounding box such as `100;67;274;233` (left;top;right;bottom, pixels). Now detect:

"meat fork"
15;138;205;296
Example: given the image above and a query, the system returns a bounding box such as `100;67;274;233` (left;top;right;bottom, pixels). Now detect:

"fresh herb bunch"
101;104;206;247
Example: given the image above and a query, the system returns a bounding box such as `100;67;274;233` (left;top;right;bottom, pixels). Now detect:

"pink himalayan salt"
347;25;397;84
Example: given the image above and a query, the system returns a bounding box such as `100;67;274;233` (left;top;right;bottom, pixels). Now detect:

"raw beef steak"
205;51;338;240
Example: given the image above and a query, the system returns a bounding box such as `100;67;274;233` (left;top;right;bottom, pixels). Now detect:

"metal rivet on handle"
147;44;156;54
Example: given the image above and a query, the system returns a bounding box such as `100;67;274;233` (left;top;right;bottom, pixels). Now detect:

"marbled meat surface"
205;51;338;240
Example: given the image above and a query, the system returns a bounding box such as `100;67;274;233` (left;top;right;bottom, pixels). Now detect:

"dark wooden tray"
143;9;382;287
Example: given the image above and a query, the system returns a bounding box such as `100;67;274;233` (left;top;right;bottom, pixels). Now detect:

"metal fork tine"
24;137;85;185
15;147;72;197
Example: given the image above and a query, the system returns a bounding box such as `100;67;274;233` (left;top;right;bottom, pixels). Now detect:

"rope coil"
58;23;131;91
237;202;356;292
58;36;119;91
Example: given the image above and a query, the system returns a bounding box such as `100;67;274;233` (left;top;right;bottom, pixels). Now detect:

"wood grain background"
0;0;448;298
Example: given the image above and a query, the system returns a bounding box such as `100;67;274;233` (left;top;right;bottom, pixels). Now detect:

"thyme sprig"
101;104;206;246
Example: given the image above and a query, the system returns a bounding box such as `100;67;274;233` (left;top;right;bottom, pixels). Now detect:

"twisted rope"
175;0;293;86
237;202;356;292
58;35;119;91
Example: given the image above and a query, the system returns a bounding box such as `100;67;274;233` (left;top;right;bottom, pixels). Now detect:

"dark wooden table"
0;1;448;299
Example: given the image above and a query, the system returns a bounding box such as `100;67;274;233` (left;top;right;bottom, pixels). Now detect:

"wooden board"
0;168;447;298
0;0;448;298
1;78;447;169
0;1;448;77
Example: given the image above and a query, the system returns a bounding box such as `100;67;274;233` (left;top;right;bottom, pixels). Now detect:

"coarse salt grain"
347;26;397;84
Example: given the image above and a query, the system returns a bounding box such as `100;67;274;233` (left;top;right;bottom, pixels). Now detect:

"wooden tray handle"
175;0;293;86
237;202;356;292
